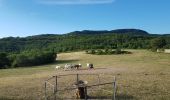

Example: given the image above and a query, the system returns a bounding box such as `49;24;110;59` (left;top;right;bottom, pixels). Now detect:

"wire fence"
44;74;116;100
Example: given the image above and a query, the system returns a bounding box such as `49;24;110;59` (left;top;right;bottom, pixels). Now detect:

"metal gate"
44;74;117;100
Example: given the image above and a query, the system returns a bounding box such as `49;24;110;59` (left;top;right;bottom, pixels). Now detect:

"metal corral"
44;74;117;100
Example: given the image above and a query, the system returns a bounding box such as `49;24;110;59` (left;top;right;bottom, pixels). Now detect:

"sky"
0;0;170;38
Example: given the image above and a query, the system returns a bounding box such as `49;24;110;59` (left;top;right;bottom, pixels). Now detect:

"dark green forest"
0;51;56;69
0;29;170;68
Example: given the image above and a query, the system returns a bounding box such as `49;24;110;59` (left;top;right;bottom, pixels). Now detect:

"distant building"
164;49;170;53
156;49;170;53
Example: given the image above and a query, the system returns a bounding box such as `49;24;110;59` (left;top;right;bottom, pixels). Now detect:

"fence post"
76;74;80;99
54;76;58;100
113;76;116;100
97;74;101;88
85;86;88;100
77;74;79;85
53;86;56;100
45;82;47;100
55;76;58;92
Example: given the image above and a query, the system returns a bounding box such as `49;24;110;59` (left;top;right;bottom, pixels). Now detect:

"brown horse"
74;64;82;70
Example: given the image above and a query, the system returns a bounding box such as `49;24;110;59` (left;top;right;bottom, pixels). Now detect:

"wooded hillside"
0;29;170;53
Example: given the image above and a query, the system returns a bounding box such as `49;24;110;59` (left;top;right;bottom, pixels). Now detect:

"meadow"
0;50;170;100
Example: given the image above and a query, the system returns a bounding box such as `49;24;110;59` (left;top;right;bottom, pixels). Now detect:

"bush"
0;53;10;68
85;49;131;55
12;54;30;67
86;49;95;54
114;48;122;54
150;37;166;51
104;49;109;54
96;49;103;55
9;50;56;67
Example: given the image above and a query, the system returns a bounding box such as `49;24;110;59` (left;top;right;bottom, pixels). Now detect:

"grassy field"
0;50;170;100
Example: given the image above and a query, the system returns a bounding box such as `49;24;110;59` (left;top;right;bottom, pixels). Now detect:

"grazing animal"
64;64;74;70
74;64;82;70
55;65;61;70
79;63;82;68
87;63;94;69
64;63;82;70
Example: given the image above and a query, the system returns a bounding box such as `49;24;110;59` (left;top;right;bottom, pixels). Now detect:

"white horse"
55;65;61;69
64;64;74;70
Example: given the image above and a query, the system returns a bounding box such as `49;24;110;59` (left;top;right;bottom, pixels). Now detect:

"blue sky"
0;0;170;38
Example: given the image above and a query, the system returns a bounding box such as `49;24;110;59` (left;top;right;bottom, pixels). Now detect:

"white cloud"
38;0;115;5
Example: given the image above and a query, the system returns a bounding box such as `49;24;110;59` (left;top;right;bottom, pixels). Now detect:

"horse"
87;63;94;69
64;64;74;70
73;63;82;70
55;65;61;70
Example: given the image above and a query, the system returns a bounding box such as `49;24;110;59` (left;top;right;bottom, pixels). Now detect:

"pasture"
0;50;170;100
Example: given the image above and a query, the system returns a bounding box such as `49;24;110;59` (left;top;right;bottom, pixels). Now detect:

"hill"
0;29;169;53
68;29;149;35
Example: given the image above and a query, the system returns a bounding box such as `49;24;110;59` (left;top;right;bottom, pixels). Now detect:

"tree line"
0;29;170;68
1;34;169;53
0;50;56;69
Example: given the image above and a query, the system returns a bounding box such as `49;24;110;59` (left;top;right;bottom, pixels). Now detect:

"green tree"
96;49;103;55
11;50;56;67
114;48;122;54
150;37;166;51
0;53;10;68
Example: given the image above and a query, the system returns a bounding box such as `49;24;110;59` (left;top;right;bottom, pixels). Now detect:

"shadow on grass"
88;94;134;100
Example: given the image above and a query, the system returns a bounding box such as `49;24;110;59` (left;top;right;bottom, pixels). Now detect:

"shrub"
96;49;103;55
85;49;131;55
114;48;122;54
0;52;10;68
150;37;166;51
10;50;56;67
87;49;95;54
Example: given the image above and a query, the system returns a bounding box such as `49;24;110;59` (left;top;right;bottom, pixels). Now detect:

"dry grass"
0;50;170;100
